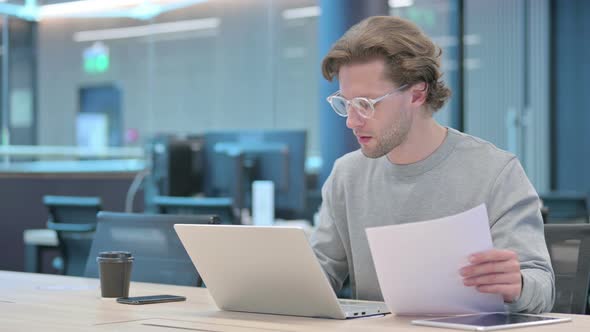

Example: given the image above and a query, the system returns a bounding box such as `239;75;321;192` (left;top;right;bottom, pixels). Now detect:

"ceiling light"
281;6;320;20
73;17;220;42
40;0;142;18
389;0;414;9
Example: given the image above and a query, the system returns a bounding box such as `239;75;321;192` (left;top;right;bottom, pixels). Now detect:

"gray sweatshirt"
310;128;555;313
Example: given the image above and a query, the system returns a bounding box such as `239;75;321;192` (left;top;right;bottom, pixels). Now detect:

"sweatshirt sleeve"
310;163;349;293
487;157;555;313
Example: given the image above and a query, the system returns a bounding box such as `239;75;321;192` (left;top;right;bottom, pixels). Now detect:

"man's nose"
346;107;365;129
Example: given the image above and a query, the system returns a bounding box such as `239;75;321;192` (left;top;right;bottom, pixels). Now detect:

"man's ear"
410;82;428;106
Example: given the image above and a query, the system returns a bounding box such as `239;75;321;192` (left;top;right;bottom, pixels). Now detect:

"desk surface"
1;271;588;332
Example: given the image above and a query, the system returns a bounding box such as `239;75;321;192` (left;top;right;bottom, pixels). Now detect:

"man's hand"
460;249;522;303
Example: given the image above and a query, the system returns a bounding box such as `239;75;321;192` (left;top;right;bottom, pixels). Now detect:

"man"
311;16;554;314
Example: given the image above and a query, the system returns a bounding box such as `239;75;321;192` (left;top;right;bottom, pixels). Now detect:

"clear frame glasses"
326;84;408;119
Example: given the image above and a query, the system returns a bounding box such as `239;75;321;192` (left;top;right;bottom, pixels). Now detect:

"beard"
360;110;412;159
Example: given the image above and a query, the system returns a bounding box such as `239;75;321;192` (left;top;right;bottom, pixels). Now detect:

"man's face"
339;59;413;159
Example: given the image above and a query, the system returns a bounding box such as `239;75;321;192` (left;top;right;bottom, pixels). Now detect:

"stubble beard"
360;111;412;159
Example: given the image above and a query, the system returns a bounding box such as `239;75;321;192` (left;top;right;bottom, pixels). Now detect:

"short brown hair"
322;16;451;111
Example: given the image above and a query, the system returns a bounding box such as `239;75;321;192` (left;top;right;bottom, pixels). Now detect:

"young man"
311;16;554;314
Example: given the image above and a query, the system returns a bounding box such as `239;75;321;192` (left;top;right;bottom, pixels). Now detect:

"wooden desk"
1;271;588;331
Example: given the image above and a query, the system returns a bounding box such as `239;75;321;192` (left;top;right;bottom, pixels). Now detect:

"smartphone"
116;295;186;305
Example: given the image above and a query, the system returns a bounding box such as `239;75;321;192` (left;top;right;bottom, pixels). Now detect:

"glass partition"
32;0;320;157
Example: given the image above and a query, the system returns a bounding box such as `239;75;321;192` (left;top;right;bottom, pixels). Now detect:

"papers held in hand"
366;204;505;315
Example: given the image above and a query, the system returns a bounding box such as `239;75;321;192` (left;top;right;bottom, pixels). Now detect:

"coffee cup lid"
97;251;133;260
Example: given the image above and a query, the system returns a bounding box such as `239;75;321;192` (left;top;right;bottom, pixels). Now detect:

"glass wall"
35;0;320;154
391;0;461;130
0;0;554;190
392;0;550;191
463;0;550;192
0;16;36;147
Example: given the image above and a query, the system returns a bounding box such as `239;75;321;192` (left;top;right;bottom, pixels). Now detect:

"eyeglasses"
326;84;408;119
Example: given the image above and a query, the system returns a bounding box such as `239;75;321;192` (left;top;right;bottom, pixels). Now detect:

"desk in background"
0;271;588;331
0;160;145;272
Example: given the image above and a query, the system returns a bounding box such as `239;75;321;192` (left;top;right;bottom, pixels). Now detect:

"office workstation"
1;0;590;330
2;271;589;331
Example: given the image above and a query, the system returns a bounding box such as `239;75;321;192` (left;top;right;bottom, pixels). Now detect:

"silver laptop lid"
174;224;347;319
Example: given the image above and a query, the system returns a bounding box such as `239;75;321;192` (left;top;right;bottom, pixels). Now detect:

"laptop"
174;224;390;319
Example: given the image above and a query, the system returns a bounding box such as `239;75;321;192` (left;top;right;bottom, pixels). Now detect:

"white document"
366;204;505;315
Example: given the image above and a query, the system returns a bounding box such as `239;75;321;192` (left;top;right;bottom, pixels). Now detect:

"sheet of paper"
366;204;504;315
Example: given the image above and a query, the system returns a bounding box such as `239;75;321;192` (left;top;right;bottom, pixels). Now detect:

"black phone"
116;295;186;305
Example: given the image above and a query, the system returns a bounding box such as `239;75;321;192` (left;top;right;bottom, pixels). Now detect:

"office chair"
153;195;238;224
43;195;102;276
544;224;590;314
84;212;220;286
540;192;589;224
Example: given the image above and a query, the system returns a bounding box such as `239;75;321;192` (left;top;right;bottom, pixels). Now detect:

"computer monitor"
203;130;306;219
145;134;204;198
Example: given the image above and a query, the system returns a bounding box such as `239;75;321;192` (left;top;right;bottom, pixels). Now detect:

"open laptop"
174;224;390;319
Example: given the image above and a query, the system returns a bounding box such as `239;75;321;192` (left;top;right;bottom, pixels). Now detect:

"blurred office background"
3;0;587;190
0;0;589;306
